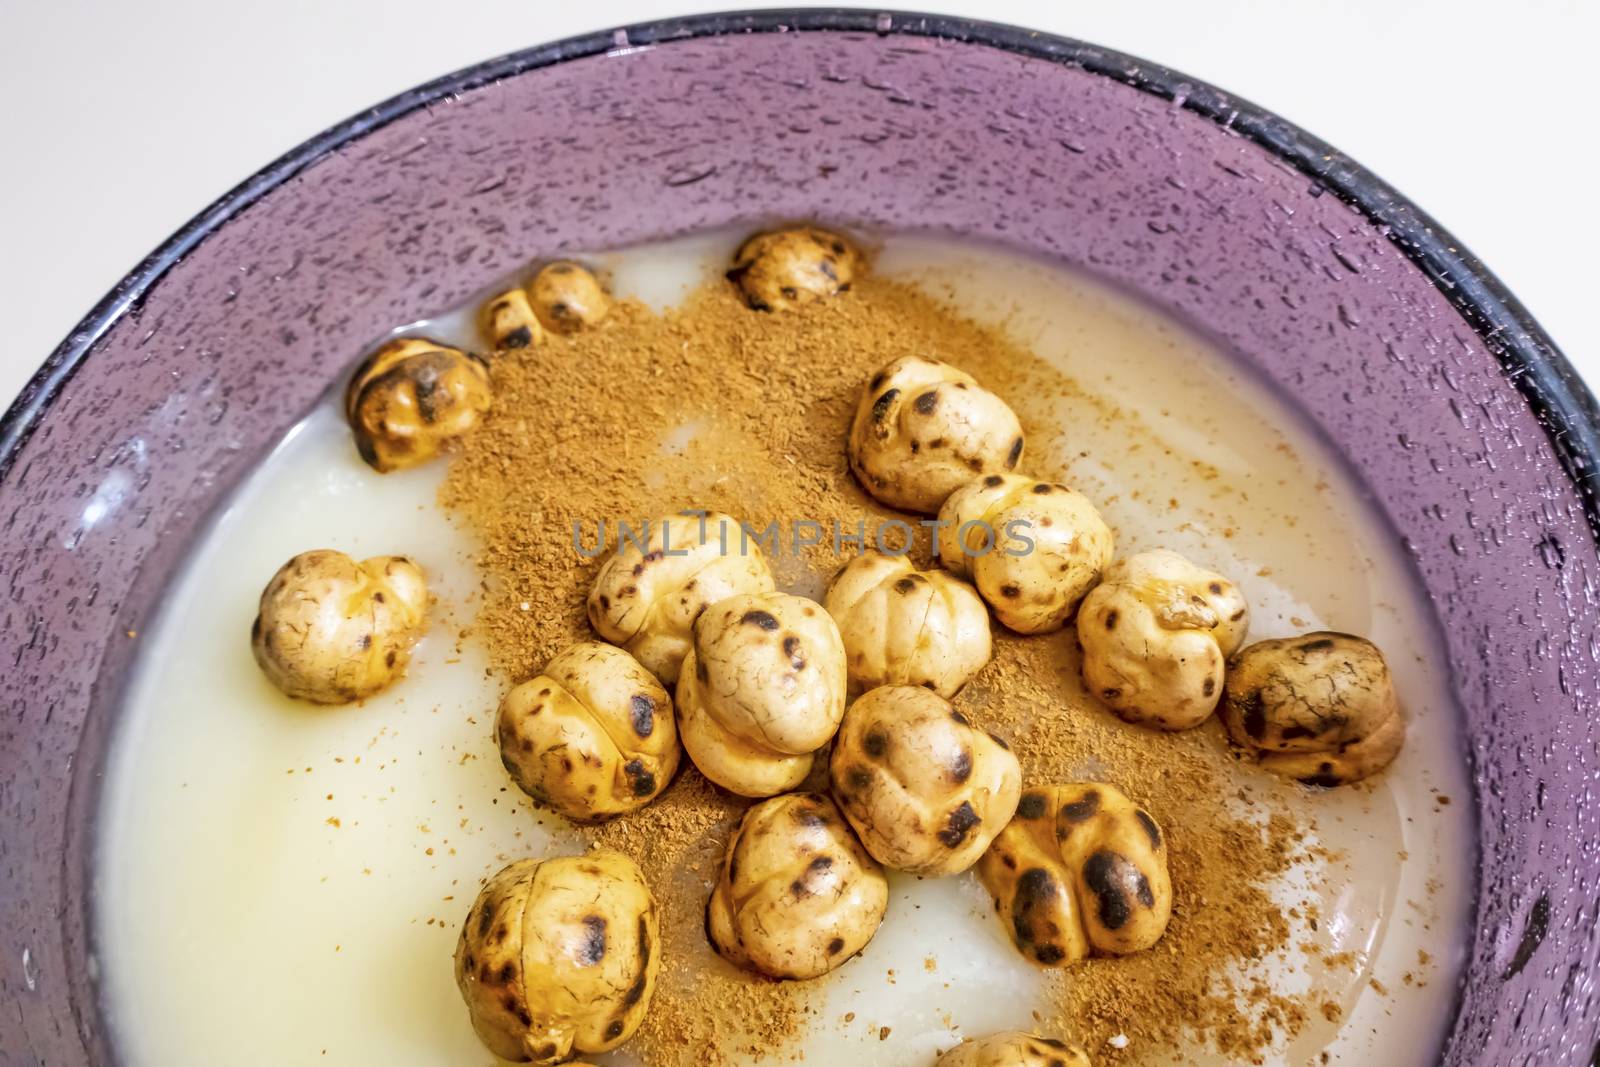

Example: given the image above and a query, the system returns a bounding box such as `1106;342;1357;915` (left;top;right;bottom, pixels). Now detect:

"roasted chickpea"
706;792;888;979
830;686;1021;875
937;473;1113;634
848;356;1025;514
479;287;546;352
250;549;427;704
727;226;861;311
454;850;659;1064
497;642;681;822
824;552;992;698
528;261;609;333
938;1032;1093;1067
978;783;1172;966
1221;632;1405;786
588;510;776;687
1077;550;1249;730
345;337;492;472
677;592;847;797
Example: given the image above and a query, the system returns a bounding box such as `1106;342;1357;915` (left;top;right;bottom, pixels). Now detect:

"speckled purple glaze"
2;11;1596;1065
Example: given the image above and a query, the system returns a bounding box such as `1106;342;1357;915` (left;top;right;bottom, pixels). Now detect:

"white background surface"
1;0;1594;410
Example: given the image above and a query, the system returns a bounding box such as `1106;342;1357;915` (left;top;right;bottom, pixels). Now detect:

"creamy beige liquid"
97;231;1474;1066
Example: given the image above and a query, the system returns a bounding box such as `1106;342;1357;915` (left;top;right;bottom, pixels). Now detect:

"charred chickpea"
824;552;992;698
849;356;1025;514
251;549;427;704
978;782;1172;966
345;336;492;472
830;685;1021;876
528;261;610;333
587;510;776;687
937;1032;1094;1067
1077;550;1249;730
479;287;545;352
497;642;681;822
937;473;1113;634
454;850;659;1064
706;792;888;980
727;226;862;311
676;591;848;798
1221;632;1405;786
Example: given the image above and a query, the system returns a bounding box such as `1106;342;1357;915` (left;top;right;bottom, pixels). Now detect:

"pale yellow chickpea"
848;356;1024;513
497;642;680;822
727;226;861;311
937;473;1113;634
677;592;847;797
454;851;659;1064
1077;550;1249;730
938;1032;1093;1067
528;261;610;333
824;552;992;698
251;549;427;703
587;510;776;687
830;685;1021;875
707;792;887;979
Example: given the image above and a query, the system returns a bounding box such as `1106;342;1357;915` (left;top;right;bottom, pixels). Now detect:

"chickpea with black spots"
528;261;611;333
1222;632;1405;786
937;1031;1093;1066
825;551;992;698
587;510;776;687
978;782;1172;966
849;355;1025;514
345;337;492;472
497;642;681;822
454;850;659;1064
937;472;1114;634
479;287;545;352
728;226;862;311
251;549;428;704
677;591;848;797
1077;549;1250;730
830;685;1021;875
707;792;888;980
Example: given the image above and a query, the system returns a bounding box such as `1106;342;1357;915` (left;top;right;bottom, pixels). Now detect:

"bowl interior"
1;12;1595;1065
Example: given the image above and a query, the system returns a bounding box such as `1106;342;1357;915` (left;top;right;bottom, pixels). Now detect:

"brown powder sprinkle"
583;771;810;1063
441;270;1342;1064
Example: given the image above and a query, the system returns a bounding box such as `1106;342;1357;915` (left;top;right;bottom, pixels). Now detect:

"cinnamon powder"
440;271;1339;1063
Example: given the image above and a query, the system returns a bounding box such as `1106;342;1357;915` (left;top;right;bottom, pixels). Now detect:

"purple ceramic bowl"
2;10;1596;1065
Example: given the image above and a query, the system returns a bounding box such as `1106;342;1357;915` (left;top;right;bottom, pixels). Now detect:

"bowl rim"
3;7;1597;537
8;9;1590;1063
